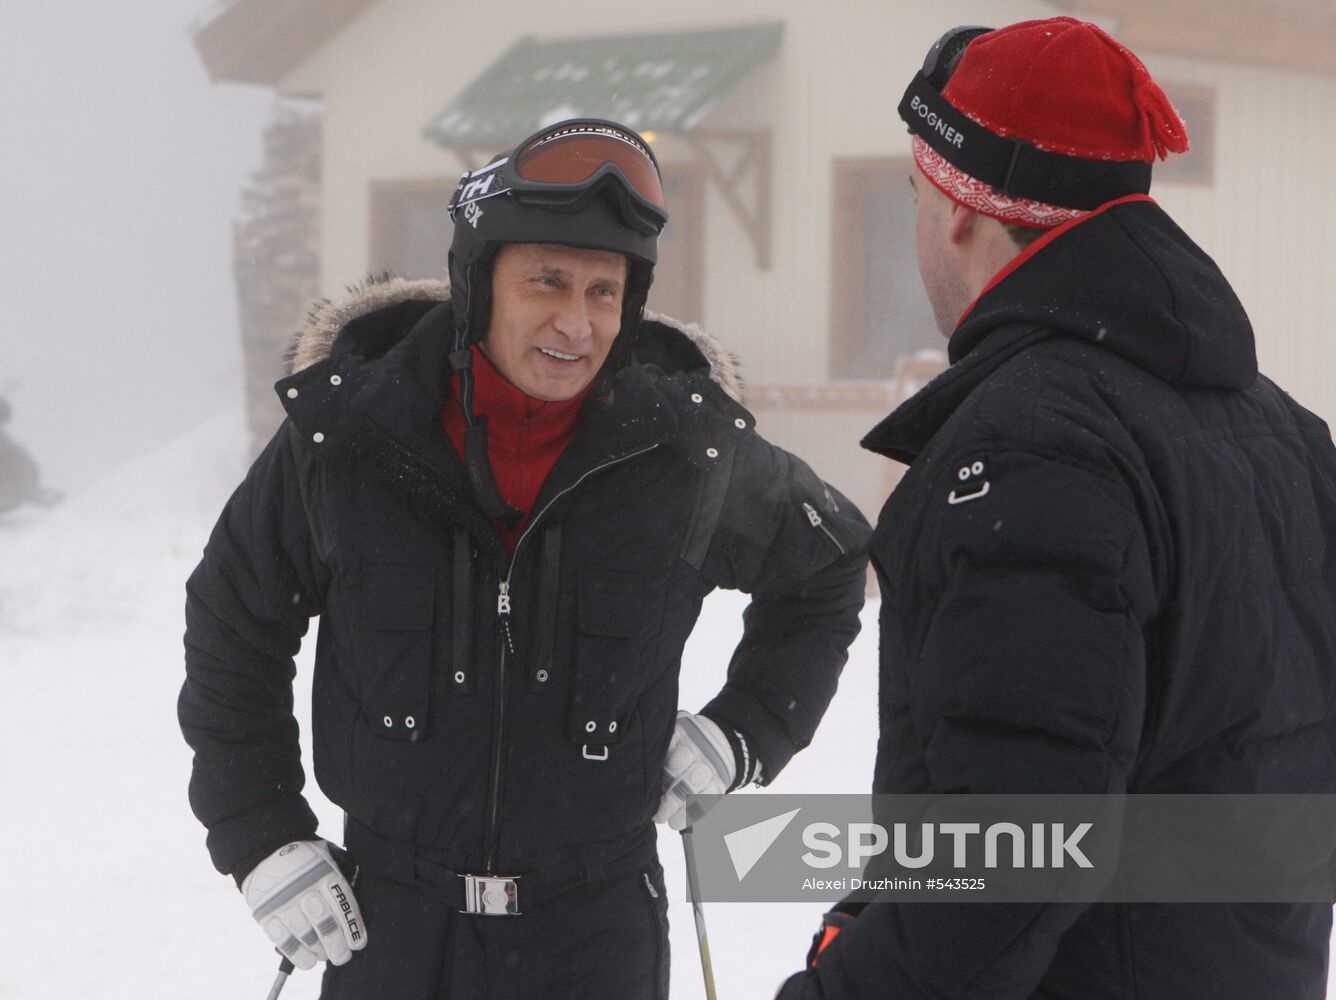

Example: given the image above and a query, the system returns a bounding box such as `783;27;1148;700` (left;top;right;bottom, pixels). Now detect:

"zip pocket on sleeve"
802;501;846;555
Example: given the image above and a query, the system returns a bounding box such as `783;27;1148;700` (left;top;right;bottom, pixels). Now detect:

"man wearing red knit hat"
778;17;1336;1000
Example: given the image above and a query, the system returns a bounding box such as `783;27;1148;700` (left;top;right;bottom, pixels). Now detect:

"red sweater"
441;346;586;552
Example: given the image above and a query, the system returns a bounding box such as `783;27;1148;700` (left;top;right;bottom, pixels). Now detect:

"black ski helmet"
446;118;669;352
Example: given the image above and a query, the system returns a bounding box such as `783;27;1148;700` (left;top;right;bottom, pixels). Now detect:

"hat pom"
1133;71;1190;161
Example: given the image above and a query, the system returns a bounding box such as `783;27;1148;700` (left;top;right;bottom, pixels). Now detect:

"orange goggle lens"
515;127;666;212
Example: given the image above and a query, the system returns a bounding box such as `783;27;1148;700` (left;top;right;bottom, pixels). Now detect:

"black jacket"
180;280;869;881
795;198;1336;998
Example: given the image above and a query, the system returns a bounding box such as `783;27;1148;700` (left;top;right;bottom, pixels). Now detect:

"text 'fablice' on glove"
241;839;367;970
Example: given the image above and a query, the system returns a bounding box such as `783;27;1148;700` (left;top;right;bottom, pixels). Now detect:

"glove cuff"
702;713;762;791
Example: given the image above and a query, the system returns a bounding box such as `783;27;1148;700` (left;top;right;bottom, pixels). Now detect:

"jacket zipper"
482;442;662;874
802;501;846;555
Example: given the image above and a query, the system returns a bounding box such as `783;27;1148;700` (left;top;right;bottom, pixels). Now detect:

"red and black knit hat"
898;17;1189;227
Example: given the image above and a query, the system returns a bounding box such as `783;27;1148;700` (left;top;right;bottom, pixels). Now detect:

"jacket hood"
951;197;1257;389
288;274;744;402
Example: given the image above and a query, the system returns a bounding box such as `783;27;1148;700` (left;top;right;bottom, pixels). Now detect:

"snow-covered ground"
0;409;875;999
2;409;1332;999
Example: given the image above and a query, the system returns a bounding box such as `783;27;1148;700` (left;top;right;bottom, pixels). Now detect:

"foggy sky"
0;2;270;493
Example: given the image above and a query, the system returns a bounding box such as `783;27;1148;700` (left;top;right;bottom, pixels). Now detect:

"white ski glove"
241;839;367;970
654;711;742;831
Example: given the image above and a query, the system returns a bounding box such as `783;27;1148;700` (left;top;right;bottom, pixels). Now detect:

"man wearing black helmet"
180;118;869;997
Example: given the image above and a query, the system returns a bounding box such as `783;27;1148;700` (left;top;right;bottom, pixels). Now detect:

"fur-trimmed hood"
288;274;744;403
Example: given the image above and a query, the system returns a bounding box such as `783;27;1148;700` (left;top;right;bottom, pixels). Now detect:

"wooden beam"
193;0;383;86
1052;0;1336;76
684;129;773;270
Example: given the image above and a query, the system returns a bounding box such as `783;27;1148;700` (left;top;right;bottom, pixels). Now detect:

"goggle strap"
900;74;1152;211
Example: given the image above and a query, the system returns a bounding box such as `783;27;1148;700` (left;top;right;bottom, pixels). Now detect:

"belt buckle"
461;873;521;915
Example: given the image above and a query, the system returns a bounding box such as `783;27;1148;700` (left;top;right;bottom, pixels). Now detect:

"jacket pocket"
569;571;647;749
358;563;435;742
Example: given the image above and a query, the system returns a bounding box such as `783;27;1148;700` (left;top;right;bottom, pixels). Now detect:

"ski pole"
681;826;719;1000
265;954;295;1000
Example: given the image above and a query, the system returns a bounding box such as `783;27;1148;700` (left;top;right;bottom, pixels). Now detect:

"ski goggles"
919;24;992;90
449;119;668;236
898;24;1152;210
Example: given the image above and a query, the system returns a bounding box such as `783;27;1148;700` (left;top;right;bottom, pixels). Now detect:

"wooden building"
196;0;1336;519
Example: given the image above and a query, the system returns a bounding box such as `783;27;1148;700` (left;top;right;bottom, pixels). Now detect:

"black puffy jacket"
799;198;1336;999
180;280;869;880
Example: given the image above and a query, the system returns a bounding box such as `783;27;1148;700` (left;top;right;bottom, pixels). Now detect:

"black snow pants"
322;820;670;999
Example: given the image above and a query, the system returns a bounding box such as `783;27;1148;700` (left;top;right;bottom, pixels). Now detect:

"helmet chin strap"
450;265;523;530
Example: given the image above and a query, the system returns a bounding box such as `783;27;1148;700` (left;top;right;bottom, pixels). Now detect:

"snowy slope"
0;409;870;999
0;410;1330;999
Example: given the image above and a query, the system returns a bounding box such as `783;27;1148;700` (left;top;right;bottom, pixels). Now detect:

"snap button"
536;669;549;682
691;393;703;403
286;387;299;399
330;374;342;386
706;447;719;459
454;671;466;684
404;716;415;729
383;716;393;728
313;432;325;444
608;721;618;733
585;720;597;733
734;418;746;429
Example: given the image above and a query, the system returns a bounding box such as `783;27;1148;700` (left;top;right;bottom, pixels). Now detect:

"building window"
1157;85;1215;186
369;179;455;280
367;165;705;323
829;158;939;378
646;163;705;324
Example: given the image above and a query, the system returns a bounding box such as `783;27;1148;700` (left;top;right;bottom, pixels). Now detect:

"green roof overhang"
423;22;783;150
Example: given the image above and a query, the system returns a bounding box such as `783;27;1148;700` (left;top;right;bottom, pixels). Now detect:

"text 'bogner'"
909;95;966;149
801;822;1095;869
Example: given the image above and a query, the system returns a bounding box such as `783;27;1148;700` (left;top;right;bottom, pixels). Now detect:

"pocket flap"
577;572;644;637
365;564;435;630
